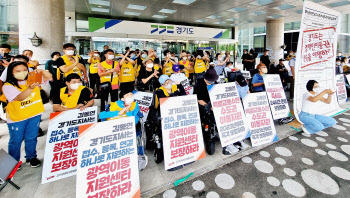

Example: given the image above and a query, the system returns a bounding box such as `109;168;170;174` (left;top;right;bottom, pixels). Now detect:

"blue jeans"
8;115;41;161
299;111;336;134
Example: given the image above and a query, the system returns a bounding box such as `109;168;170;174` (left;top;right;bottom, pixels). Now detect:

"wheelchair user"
99;91;148;171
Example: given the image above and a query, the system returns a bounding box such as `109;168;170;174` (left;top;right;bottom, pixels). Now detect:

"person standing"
98;49;119;112
3;61;52;167
45;52;63;100
23;50;39;70
276;59;289;88
162;50;176;76
260;49;270;68
119;51;136;94
87;50;101;98
242;49;255;71
288;53;296;101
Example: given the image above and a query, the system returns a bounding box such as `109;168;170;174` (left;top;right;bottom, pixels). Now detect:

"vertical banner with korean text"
41;107;97;184
160;95;205;170
243;92;278;147
336;74;347;104
294;1;341;122
76;117;140;198
208;83;250;147
181;79;194;95
264;74;290;120
133;91;153;122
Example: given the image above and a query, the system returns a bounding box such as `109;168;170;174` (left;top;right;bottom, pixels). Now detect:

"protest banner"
160;95;205;170
335;74;347;104
346;74;350;85
76;117;140;198
208;83;250;147
294;1;341;121
243;92;278;147
181;79;194;95
264;74;290;120
41;107;97;184
132;91;153;122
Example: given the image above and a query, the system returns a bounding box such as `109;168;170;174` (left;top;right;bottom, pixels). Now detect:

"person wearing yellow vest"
98;49;120;112
194;50;207;84
3;61;52;167
119;51;136;94
162;50;177;76
178;55;191;78
155;75;186;110
23;50;39;70
52;73;94;112
57;43;88;84
87;50;101;98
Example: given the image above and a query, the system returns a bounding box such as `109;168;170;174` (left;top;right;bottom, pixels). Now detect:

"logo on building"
151;25;174;34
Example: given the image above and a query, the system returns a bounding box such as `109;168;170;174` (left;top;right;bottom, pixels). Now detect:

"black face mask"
2;53;9;57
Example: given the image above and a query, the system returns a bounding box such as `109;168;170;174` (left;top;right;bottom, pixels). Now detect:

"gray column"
18;0;65;62
266;19;284;64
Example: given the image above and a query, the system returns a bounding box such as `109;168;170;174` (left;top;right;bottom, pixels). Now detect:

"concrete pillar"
266;19;284;64
18;0;65;63
339;14;349;54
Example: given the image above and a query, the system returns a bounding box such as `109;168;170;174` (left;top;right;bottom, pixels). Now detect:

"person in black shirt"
52;73;94;112
137;59;161;92
276;59;289;87
45;52;63;101
241;49;255;71
260;49;271;67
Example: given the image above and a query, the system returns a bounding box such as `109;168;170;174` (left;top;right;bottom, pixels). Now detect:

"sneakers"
26;159;30;165
301;125;312;134
239;141;250;150
222;144;239;155
29;158;41;168
138;155;148;171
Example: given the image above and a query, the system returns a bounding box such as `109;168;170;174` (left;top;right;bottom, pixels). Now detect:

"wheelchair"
101;104;148;170
199;103;219;155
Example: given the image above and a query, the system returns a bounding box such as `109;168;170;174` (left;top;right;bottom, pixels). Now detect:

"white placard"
264;74;290;120
336;74;347;104
208;83;250;147
76;117;140;198
41;107;97;184
243;92;278;147
181;79;194;95
160;95;205;170
132;91;153;122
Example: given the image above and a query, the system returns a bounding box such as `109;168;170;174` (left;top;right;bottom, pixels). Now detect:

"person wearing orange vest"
119;51;136;94
87;50;101;98
3;61;52;168
52;73;94;112
98;49;120;112
56;43;88;84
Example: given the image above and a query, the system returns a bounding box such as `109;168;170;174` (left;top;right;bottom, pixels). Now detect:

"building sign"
294;1;341;120
89;18;231;39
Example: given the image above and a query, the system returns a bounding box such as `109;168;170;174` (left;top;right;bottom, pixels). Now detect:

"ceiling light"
329;1;350;7
127;4;147;10
159;9;177;14
250;0;275;6
270;14;283;18
88;0;111;6
213;22;225;25
172;0;196;5
227;7;247;13
91;7;109;13
275;4;296;10
152;15;167;19
195;19;207;23
251;11;266;16
206;15;222;19
226;18;237;21
124;11;141;16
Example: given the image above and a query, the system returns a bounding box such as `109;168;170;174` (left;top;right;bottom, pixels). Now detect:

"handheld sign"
132;91;153;122
336;74;347;104
264;74;290;120
41;107;97;184
181;79;194;95
208;83;250;147
243;92;278;147
160;95;205;170
76;117;140;198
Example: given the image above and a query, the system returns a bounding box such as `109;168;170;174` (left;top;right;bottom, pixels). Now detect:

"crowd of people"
0;42;341;170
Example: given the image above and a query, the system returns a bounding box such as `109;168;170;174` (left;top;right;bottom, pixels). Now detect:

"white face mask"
289;53;293;55
197;55;201;59
244;52;247;54
107;54;115;60
265;53;268;56
164;84;172;89
142;54;147;59
94;53;99;57
167;54;171;58
337;62;341;66
66;50;74;56
183;57;187;61
261;68;268;74
338;53;342;56
313;87;321;93
146;63;154;68
70;83;82;90
229;65;234;69
219;57;223;61
124;96;134;105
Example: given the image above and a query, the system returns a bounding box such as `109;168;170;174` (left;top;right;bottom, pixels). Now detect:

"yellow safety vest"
28;62;37;70
119;62;135;83
100;61;119;85
60;55;82;78
179;60;190;77
108;101;137;120
155;85;177;109
163;61;173;76
194;59;206;73
60;85;86;108
5;82;44;122
89;58;100;74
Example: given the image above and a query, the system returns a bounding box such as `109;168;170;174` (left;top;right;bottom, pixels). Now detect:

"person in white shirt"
299;80;336;134
288;52;296;101
170;65;187;83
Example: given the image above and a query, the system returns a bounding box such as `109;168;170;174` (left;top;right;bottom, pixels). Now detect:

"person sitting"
342;57;350;73
299;80;337;134
224;61;239;76
252;63;267;92
155;75;186;110
52;73;94;112
170;65;187;83
236;75;250;100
